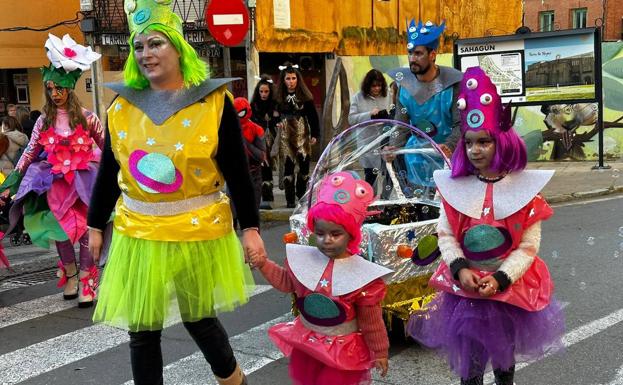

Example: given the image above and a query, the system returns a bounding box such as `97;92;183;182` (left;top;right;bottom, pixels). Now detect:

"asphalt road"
0;194;622;385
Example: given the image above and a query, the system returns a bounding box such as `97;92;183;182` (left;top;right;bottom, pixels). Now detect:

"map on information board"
460;52;524;97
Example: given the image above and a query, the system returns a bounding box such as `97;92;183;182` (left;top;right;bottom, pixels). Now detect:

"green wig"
123;24;209;90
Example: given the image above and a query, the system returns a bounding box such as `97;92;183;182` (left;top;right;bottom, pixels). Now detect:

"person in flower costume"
86;1;265;384
407;67;565;385
249;171;392;385
0;33;103;307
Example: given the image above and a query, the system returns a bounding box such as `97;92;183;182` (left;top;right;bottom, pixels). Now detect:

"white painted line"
483;306;623;384
0;285;272;384
212;14;244;25
552;194;623;208
0;323;129;385
122;314;292;385
604;364;623;385
0;293;75;329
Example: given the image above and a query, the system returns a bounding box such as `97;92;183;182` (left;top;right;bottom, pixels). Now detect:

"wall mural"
340;41;623;161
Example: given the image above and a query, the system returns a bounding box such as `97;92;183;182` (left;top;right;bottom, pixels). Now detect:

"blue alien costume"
388;20;463;188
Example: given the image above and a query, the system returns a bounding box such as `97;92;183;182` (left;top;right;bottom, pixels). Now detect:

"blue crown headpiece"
406;19;445;51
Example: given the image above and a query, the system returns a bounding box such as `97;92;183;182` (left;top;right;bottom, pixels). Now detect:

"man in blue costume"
387;20;463;193
390;19;462;153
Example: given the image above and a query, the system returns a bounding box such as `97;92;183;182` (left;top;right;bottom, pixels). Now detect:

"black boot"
262;181;274;202
284;177;295;208
295;173;308;200
493;366;515;385
461;376;484;385
260;182;274;209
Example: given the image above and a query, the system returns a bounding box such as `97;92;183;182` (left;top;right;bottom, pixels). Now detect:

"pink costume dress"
260;243;392;385
6;108;103;277
408;170;565;379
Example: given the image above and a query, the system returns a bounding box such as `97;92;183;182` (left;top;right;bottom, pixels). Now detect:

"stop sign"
205;0;250;47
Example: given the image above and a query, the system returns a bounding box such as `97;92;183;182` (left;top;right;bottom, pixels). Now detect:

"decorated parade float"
285;119;449;332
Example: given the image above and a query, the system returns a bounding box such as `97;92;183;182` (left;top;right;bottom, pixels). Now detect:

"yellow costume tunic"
109;88;231;241
93;85;255;331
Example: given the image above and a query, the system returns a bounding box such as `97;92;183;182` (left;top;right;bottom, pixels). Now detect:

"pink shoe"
78;266;99;308
56;261;78;300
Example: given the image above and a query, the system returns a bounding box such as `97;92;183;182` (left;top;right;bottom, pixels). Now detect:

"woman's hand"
370;108;381;116
88;228;104;264
458;269;480;292
477;275;499;297
375;358;389;377
241;228;266;265
310;137;317;145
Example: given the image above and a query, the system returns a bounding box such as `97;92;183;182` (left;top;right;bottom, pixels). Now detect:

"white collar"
433;170;554;220
286;243;393;296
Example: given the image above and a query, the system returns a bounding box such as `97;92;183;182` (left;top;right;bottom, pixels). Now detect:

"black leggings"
128;318;237;385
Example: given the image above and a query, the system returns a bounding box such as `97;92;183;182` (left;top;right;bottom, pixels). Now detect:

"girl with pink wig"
407;67;565;385
249;171;392;385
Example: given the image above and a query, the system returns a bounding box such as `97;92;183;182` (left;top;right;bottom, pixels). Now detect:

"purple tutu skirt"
407;292;565;379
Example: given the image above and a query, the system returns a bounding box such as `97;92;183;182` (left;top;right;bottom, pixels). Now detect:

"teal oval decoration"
463;224;505;252
134;9;151;25
303;293;340;319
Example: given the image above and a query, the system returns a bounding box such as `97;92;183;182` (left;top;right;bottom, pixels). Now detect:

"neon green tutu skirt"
93;230;255;331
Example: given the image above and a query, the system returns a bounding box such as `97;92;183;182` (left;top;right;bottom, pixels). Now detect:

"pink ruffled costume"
10;108;103;274
407;67;564;381
260;244;391;385
258;171;392;385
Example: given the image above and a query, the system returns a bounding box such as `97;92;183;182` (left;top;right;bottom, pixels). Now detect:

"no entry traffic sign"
205;0;250;47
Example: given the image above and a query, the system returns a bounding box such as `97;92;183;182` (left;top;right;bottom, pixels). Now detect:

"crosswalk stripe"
0;293;74;329
122;314;291;385
0;285;272;385
0;323;129;385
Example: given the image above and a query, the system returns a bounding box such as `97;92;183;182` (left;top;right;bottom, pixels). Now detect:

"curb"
546;185;623;204
261;185;623;222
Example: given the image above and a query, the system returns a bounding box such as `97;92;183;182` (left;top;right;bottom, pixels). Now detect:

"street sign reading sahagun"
454;28;598;105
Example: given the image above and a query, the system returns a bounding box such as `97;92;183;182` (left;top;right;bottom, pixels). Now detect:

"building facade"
523;0;622;40
0;0;89;116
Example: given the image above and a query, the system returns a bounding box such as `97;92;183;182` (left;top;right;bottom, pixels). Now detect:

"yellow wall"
0;0;83;69
255;0;523;55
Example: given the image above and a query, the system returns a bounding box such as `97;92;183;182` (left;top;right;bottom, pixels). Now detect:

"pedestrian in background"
275;63;319;208
0;116;28;176
233;96;265;215
348;69;391;187
6;104;16;117
250;75;279;210
15;106;34;138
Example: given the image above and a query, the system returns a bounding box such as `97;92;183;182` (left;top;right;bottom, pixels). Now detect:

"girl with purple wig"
407;67;565;385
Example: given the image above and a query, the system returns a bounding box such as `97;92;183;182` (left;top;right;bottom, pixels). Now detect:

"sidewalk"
260;160;623;222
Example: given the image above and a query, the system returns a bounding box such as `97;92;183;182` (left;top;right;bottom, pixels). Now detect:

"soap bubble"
551;250;559;259
422;206;430;214
586;237;595;246
372;168;379;175
570;267;576;277
579;282;587;291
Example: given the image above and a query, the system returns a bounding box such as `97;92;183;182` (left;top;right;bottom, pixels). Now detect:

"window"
539;11;555;32
571;8;587;29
